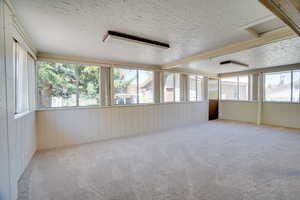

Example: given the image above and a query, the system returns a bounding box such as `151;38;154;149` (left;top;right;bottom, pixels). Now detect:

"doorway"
208;78;219;120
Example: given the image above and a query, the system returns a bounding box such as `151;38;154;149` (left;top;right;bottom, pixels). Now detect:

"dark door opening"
208;79;219;120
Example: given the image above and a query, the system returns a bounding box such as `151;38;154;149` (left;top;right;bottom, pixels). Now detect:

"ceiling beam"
161;27;296;69
259;0;300;36
289;0;300;12
37;52;215;76
37;52;160;70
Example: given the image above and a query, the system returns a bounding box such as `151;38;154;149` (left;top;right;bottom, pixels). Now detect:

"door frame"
208;78;219;120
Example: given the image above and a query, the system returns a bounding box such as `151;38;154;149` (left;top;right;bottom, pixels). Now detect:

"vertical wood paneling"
0;0;10;198
37;102;208;150
2;3;37;199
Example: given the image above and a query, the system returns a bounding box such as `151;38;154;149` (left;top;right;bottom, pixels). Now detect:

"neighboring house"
115;77;153;104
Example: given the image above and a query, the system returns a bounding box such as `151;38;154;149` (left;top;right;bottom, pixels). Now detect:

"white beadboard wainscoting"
7;112;37;200
2;2;38;199
12;112;37;181
37;102;209;150
219;101;258;123
219;101;300;129
262;102;300;129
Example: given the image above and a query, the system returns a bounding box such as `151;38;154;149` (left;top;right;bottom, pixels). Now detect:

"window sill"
219;100;258;103
14;110;34;119
263;101;300;104
36;101;208;112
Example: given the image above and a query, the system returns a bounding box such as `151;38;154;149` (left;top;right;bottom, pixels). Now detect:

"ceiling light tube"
220;60;249;67
103;30;170;49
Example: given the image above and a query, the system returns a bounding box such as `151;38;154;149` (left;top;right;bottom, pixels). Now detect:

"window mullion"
27;56;30;111
99;66;102;106
248;75;250;101
220;78;222;100
291;71;293;103
137;69;139;104
196;78;197;101
110;66;114;105
237;76;239;101
75;66;80;106
173;73;175;102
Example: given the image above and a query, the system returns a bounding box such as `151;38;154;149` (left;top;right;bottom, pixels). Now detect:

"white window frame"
188;75;204;102
263;70;300;103
14;40;30;114
220;75;250;101
292;70;300;103
111;66;155;105
162;72;180;103
37;61;102;108
36;61;212;110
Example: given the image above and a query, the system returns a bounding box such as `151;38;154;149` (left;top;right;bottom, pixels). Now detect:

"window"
264;70;300;103
78;65;100;106
175;73;180;102
14;41;29;114
138;70;154;104
221;76;238;100
38;61;100;108
189;76;196;101
264;71;291;102
239;75;249;101
293;70;300;103
196;76;204;101
221;75;250;101
37;62;209;108
188;75;203;101
27;55;36;110
113;67;154;105
208;79;219;100
163;72;180;102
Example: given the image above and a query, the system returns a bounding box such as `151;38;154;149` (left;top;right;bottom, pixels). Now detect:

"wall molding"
4;0;37;58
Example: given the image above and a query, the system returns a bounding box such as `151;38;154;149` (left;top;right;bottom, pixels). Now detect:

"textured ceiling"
176;37;300;74
12;0;274;67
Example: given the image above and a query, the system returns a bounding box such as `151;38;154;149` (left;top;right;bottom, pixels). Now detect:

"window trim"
220;76;238;101
37;62;102;108
188;75;204;102
162;72;180;103
36;61;209;110
138;68;155;104
238;74;250;101
220;75;250;101
14;39;30;114
292;70;300;103
111;66;155;105
263;70;300;103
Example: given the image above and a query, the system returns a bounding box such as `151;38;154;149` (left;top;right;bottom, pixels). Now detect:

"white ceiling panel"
176;37;300;74
12;0;273;66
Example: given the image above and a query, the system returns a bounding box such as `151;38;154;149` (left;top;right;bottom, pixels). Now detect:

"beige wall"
219;101;300;129
37;102;208;150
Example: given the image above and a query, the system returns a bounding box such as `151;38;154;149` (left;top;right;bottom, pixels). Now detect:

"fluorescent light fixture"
220;60;249;68
103;30;170;49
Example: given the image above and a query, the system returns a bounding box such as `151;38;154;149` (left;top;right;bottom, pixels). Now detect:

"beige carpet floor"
18;120;300;200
